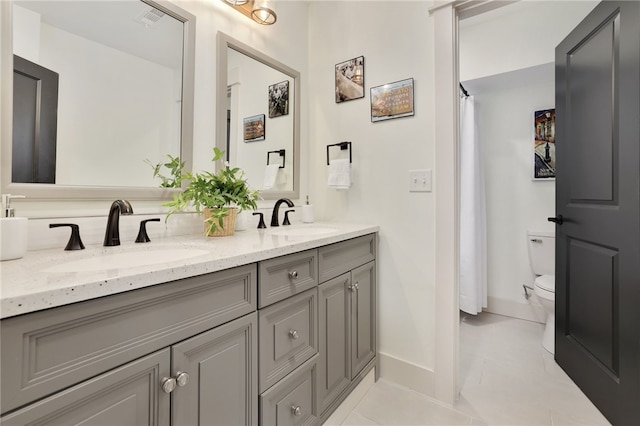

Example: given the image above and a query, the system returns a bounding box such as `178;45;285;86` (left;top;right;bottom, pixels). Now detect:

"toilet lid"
535;274;555;292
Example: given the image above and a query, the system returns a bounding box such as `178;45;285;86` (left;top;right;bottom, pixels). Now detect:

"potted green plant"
148;148;259;236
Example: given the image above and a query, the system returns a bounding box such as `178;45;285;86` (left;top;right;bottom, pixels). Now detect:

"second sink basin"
44;248;209;273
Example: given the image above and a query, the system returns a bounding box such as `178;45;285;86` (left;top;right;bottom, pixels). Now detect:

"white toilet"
527;230;555;354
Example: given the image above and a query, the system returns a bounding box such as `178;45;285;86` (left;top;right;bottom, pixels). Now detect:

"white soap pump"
301;195;314;223
1;194;28;261
3;194;25;217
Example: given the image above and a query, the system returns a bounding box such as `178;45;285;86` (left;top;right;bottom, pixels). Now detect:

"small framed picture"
533;108;556;180
335;56;365;103
268;80;289;118
370;78;415;122
243;114;265;142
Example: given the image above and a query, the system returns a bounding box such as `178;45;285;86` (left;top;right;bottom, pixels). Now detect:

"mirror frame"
216;32;300;201
0;0;195;200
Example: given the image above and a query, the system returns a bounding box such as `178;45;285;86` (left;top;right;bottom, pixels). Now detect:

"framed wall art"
268;80;289;118
533;108;556;180
243;114;265;142
335;56;364;103
370;78;414;122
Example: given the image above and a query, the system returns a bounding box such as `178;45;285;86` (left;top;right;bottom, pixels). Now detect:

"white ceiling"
15;0;184;69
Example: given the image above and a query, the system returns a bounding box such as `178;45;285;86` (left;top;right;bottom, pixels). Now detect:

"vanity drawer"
0;264;257;415
318;234;376;283
259;249;318;308
260;355;319;426
259;288;318;393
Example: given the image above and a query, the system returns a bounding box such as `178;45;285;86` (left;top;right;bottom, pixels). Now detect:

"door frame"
429;0;517;404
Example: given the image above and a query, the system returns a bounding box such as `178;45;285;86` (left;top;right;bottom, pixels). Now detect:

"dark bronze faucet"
104;200;133;246
270;198;294;227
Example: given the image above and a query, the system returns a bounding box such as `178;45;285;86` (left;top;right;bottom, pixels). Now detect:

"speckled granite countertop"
0;222;378;319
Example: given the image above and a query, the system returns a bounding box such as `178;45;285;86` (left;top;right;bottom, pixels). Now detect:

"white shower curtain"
459;95;488;315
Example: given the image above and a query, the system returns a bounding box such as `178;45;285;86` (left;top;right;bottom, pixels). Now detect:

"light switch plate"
409;169;432;192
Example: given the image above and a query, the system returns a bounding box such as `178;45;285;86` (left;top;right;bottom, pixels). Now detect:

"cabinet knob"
161;377;177;393
289;329;299;340
288;270;299;279
176;371;190;387
291;405;302;416
348;282;359;292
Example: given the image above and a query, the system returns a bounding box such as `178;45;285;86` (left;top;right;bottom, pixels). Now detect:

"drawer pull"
288;270;299;279
291;405;302;416
161;377;177;393
176;371;190;387
289;329;299;340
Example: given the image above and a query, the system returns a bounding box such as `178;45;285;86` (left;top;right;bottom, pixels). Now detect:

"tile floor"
329;312;611;426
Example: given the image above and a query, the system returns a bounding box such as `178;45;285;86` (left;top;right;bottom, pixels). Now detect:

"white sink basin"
44;248;209;273
271;226;339;238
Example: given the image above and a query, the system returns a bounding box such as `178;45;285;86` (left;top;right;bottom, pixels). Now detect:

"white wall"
13;6;179;188
464;65;555;322
228;48;294;192
7;0;309;222
308;1;437;394
459;1;600;82
459;1;599;321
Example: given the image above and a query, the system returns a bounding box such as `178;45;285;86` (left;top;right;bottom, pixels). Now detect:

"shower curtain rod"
459;83;469;97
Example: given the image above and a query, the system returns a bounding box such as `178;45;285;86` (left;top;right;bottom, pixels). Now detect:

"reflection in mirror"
216;32;300;201
1;0;195;200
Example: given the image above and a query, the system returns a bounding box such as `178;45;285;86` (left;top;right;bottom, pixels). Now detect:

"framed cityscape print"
243;114;265;142
533;108;556;179
268;80;289;118
335;56;364;103
370;78;414;122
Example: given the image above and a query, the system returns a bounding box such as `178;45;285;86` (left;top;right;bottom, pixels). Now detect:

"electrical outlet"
409;169;432;192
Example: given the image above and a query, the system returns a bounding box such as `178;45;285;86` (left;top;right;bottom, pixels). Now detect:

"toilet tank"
527;230;555;276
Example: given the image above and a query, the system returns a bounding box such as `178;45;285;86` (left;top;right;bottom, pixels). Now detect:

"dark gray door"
555;2;640;424
13;55;58;184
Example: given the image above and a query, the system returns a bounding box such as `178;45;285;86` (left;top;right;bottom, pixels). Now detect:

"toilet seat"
534;274;555;301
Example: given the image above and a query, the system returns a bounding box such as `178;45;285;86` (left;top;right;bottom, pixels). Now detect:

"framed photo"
533;108;556;180
243;114;265;142
335;56;364;103
370;78;414;122
268;80;289;118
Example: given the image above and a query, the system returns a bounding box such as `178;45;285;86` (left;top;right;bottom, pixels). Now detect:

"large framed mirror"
216;32;300;201
0;0;195;200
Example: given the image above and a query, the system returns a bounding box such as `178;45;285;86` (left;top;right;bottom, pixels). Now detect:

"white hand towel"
263;164;280;189
327;158;351;189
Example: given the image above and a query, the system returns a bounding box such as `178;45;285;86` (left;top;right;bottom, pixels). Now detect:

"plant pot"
203;207;238;237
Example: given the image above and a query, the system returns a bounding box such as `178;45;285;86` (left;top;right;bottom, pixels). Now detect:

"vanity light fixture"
221;0;277;25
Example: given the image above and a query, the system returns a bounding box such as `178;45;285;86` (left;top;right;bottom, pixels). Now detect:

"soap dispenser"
301;195;314;223
1;194;28;261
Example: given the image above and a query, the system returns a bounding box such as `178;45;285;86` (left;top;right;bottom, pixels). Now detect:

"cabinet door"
351;261;376;378
1;350;170;426
171;313;258;426
317;273;351;414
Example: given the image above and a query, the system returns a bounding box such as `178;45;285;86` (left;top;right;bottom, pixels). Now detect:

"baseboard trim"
378;352;434;397
485;295;546;323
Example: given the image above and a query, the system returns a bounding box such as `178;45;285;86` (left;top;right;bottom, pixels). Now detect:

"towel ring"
326;142;352;165
267;149;285;168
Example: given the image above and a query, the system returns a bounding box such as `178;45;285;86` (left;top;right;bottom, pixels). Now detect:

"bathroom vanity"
0;223;378;425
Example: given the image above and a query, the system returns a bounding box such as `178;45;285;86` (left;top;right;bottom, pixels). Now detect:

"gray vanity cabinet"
171;313;257;426
0;264;258;425
317;235;377;417
1;349;171;425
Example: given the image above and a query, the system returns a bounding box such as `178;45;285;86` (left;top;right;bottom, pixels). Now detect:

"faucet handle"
253;212;267;229
136;218;160;243
49;223;85;250
283;210;295;226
